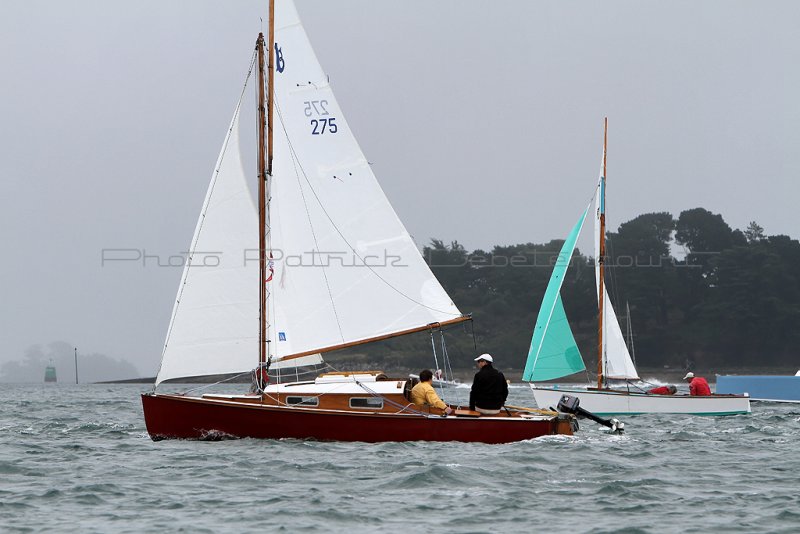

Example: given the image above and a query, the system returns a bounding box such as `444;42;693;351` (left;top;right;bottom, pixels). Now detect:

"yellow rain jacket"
410;381;447;410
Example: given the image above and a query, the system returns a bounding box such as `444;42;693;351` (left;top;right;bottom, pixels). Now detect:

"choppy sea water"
1;384;798;533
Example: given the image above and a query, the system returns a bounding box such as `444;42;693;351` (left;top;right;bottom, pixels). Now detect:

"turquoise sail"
523;207;589;382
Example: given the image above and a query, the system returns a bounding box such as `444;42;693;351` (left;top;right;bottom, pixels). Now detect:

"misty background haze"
1;1;798;380
0;342;140;383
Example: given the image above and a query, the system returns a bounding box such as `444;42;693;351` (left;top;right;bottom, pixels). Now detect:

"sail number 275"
304;100;338;135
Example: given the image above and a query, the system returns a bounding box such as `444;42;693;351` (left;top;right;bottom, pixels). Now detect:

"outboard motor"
557;394;624;434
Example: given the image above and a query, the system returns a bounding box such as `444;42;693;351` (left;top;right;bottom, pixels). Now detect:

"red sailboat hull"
141;393;570;443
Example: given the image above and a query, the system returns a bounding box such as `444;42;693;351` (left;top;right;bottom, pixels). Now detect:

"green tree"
744;221;765;243
692;235;800;365
675;208;745;253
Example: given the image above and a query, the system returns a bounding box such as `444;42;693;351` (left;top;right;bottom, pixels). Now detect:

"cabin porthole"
349;397;383;410
286;396;319;407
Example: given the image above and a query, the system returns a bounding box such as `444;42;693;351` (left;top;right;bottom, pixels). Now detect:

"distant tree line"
363;208;799;372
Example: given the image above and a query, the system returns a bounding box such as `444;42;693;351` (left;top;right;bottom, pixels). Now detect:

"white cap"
474;354;493;363
683;372;694;380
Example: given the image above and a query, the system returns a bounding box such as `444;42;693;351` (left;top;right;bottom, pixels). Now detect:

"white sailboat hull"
531;385;750;416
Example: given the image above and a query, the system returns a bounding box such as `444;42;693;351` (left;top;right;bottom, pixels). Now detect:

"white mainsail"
267;0;461;360
594;177;639;380
155;0;461;386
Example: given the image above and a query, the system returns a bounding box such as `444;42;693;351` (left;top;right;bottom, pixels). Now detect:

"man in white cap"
683;372;711;396
469;354;508;415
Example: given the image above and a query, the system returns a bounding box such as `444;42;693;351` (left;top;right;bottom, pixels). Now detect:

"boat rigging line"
180;370;252;396
429;329;442;395
440;330;455;391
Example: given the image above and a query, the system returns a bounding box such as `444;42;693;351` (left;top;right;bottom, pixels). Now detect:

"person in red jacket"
683;372;712;396
647;385;677;395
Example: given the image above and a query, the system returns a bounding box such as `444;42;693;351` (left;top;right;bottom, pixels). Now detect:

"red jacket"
648;386;671;395
689;377;711;396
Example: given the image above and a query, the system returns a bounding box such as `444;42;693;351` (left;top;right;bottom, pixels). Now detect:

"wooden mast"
596;117;607;390
256;32;267;371
256;35;268;372
258;1;276;381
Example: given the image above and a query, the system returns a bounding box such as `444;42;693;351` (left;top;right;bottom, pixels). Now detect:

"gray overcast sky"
1;1;798;376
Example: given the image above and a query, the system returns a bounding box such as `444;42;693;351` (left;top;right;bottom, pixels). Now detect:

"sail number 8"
304;100;338;135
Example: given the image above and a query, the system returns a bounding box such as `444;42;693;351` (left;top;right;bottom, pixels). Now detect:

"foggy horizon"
2;1;798;378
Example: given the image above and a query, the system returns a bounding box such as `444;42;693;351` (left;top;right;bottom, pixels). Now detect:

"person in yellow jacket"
411;369;454;415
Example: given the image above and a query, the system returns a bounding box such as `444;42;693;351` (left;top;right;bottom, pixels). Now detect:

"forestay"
156;0;461;386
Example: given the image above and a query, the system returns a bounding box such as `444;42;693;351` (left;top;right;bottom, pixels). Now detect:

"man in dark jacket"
469;354;509;414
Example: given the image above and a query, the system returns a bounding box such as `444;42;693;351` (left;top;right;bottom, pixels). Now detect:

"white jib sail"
594;178;640;380
155;0;461;385
156;105;267;386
